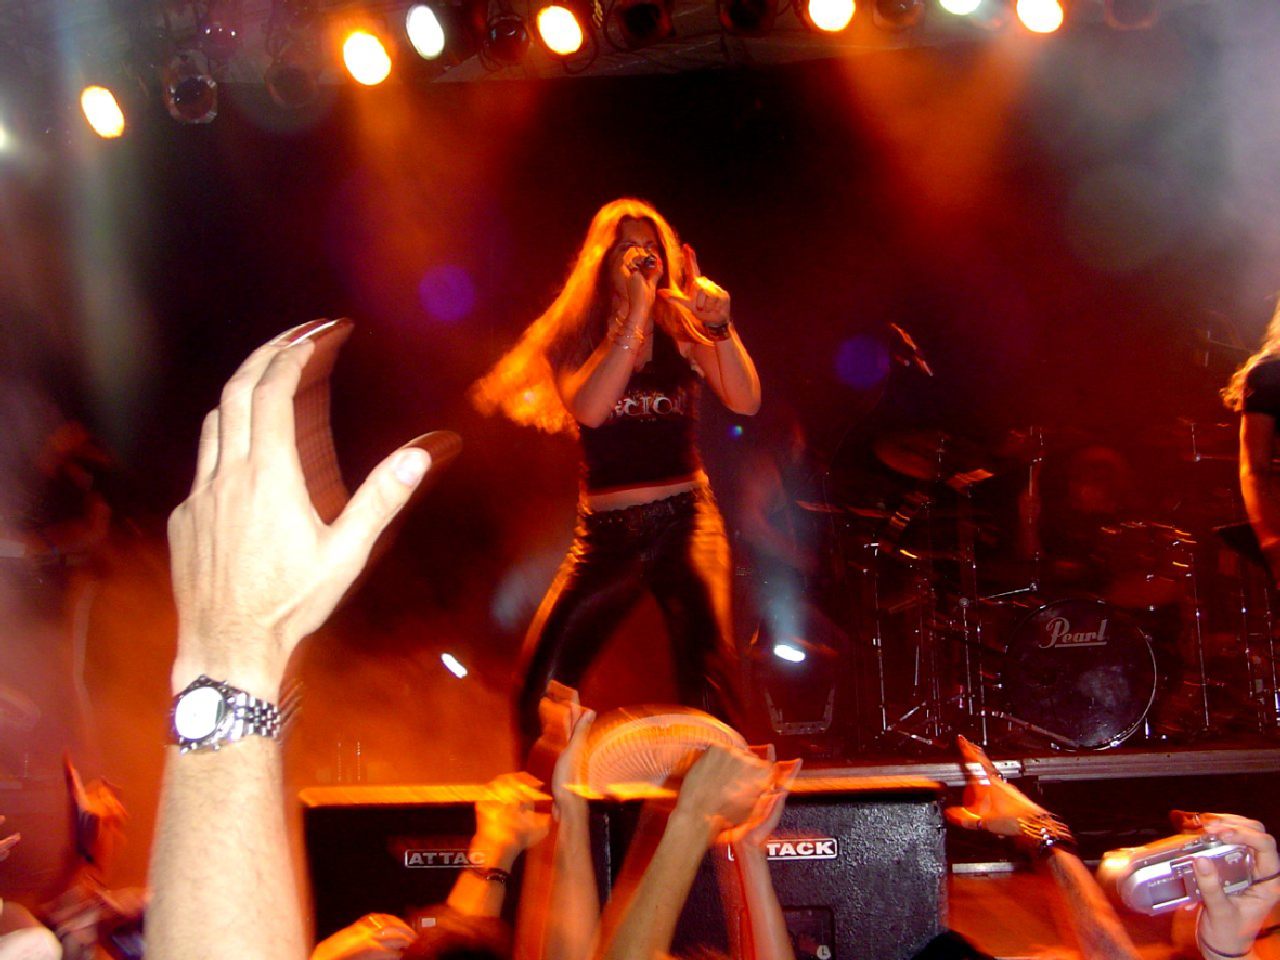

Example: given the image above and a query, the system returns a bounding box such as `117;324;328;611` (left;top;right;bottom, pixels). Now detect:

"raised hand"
722;758;801;851
673;745;773;840
946;736;1071;851
474;773;551;860
657;244;730;333
0;815;19;860
1194;813;1280;959
310;913;417;960
168;319;458;697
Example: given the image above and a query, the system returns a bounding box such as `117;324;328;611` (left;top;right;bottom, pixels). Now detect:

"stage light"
484;11;531;63
441;653;468;679
162;50;217;124
873;0;922;29
1104;0;1157;29
1016;0;1063;33
265;55;319;107
939;0;981;12
407;4;447;57
719;0;778;37
80;85;127;139
608;0;675;49
799;0;855;33
536;4;586;55
343;29;393;84
773;642;806;663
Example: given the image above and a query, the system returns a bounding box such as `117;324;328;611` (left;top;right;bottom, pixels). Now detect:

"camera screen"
1149;875;1189;909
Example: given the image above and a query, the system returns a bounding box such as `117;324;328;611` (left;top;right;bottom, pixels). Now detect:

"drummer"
1224;303;1280;586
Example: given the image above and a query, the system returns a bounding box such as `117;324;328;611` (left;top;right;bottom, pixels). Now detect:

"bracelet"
1198;912;1254;959
608;316;645;352
704;319;732;342
1251;868;1280;887
469;866;511;885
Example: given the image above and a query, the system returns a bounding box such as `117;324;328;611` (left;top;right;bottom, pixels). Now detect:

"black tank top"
579;330;702;492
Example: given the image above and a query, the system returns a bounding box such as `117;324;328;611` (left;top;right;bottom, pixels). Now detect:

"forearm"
147;740;306;960
445;834;521;918
1242;471;1280;547
732;845;793;960
696;334;761;415
561;317;646;428
1040;849;1140;960
545;798;600;960
597;810;713;960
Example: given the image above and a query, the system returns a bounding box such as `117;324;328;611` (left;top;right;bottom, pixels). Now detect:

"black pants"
515;488;739;749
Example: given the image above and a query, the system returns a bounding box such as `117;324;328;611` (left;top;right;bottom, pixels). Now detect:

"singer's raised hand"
658;243;730;332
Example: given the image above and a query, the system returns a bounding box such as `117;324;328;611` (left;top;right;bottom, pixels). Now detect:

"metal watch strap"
226;690;283;743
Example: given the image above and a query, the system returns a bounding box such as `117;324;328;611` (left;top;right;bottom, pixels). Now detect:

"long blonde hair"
1224;299;1280;412
471;198;711;434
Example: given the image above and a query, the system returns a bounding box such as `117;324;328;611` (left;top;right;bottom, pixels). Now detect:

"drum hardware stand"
974;708;1082;750
1181;531;1213;733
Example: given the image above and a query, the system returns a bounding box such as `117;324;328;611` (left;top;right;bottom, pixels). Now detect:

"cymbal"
874;429;990;483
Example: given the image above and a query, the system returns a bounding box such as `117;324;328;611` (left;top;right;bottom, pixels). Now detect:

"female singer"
472;198;761;747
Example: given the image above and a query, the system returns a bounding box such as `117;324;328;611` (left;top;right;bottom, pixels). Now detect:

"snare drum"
1001;598;1157;749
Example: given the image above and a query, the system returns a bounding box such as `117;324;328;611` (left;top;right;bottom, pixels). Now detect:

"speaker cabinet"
302;776;945;958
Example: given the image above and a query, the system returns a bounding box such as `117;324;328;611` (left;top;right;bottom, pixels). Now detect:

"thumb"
1193;855;1232;916
328;431;459;565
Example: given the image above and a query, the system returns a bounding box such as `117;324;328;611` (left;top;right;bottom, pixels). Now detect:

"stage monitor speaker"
302;776;945;959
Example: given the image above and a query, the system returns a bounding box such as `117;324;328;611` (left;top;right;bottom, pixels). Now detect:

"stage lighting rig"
534;0;594;56
873;0;923;30
341;28;393;84
162;49;217;124
605;0;676;50
796;0;855;33
264;0;321;107
483;6;531;64
718;0;778;38
1015;0;1064;33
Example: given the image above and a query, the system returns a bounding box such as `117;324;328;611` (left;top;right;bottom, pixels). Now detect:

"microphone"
628;252;658;273
888;322;934;377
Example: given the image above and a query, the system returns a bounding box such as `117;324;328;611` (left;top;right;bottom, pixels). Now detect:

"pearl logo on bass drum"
1039;615;1109;649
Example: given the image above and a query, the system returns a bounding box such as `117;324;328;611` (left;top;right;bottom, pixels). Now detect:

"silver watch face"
174;685;225;739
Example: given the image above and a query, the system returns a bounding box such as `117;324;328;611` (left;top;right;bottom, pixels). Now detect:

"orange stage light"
1016;0;1064;33
343;29;393;85
536;4;585;56
804;0;855;32
80;85;126;139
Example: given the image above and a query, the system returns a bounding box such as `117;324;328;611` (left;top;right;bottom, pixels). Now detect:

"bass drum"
1001;599;1156;749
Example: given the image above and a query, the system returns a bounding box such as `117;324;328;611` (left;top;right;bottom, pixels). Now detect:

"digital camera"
1097;832;1253;915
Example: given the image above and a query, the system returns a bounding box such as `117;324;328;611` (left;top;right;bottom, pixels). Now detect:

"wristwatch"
170;675;282;753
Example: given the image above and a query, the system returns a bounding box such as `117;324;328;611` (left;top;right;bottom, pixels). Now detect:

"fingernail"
290;317;354;346
408;430;463;472
392;448;429;487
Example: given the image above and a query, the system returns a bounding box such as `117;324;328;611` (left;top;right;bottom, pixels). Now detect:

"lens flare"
1016;0;1063;33
806;0;855;31
343;30;393;85
406;5;447;59
80;85;126;138
536;5;585;55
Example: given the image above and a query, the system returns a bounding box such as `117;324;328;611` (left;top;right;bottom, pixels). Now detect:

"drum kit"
787;419;1280;755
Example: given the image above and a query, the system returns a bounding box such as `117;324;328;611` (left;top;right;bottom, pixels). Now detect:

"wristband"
469;866;511;886
704;319;732;342
1198;912;1254;959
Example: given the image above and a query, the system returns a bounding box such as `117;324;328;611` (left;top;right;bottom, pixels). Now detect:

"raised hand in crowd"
947;737;1140;960
1192;814;1280;960
147;320;454;960
311;913;417;960
597;744;774;960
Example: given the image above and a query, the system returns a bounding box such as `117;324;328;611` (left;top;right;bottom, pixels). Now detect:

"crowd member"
947;737;1280;960
146;320;454;960
471;198;761;751
312;773;547;960
594;744;794;960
